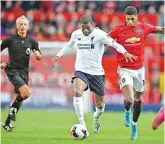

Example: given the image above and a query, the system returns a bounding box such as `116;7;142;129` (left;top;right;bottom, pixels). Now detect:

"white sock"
125;109;131;112
132;121;137;125
73;97;85;125
94;104;105;119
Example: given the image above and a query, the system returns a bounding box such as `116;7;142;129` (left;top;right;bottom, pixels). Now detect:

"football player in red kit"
109;6;164;140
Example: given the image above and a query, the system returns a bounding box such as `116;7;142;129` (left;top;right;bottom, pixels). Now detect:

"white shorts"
117;66;145;92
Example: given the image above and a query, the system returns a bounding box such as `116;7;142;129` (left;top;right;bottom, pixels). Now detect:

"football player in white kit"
52;15;138;137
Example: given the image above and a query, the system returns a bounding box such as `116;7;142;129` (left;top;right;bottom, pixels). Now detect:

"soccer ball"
70;124;88;140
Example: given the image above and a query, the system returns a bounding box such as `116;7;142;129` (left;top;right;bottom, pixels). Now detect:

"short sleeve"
108;27;118;39
31;37;40;52
1;38;10;51
144;23;156;35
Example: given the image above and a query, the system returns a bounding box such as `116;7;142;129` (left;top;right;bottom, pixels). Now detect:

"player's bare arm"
109;39;138;63
52;56;59;67
153;27;164;34
33;49;42;60
52;32;75;67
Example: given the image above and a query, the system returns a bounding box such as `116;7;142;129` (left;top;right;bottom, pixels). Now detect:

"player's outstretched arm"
33;49;42;60
51;43;72;67
52;32;75;67
154;27;164;34
102;35;138;62
113;43;138;63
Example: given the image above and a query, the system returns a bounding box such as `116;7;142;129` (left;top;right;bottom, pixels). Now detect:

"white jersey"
57;28;127;75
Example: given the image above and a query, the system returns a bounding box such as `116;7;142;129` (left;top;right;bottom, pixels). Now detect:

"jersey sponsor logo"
78;44;90;49
26;48;31;55
125;37;140;43
78;43;95;49
136;28;142;35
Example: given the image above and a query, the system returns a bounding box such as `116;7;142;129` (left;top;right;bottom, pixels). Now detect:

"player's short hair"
80;15;93;24
16;15;29;25
125;6;137;15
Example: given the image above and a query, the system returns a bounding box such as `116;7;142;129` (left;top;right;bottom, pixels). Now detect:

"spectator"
2;1;13;12
158;5;164;41
40;1;55;12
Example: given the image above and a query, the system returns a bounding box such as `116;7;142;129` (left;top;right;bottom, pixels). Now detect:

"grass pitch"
1;110;164;144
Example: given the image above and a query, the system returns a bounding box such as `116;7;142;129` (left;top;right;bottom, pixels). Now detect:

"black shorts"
5;67;29;94
72;71;105;96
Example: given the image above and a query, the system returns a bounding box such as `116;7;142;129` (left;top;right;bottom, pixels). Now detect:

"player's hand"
33;49;42;60
52;56;59;67
124;52;138;63
0;63;7;69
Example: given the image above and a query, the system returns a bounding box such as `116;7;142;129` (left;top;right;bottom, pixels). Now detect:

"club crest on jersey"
125;37;140;43
136;28;142;35
26;48;31;55
91;37;94;42
122;78;126;83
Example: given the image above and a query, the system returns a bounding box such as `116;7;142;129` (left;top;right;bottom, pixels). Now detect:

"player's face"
126;15;138;27
16;19;29;34
81;23;93;36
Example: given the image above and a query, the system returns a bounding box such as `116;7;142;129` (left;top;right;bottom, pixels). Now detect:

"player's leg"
72;71;89;138
2;85;28;132
133;91;142;124
152;106;164;130
93;93;105;133
4;94;23;126
1;94;17;132
130;91;142;140
72;72;88;125
131;67;145;140
9;84;30;121
120;74;134;127
88;74;105;133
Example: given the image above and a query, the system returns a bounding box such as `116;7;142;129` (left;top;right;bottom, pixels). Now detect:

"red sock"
152;107;164;130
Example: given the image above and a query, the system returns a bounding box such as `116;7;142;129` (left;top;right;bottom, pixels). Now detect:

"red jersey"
109;22;156;70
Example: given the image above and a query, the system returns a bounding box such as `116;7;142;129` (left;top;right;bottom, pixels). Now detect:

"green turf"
1;110;164;144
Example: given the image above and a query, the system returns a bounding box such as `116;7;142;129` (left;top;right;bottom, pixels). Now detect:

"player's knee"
74;88;83;97
126;97;134;105
96;101;104;109
19;86;30;99
134;92;143;102
134;97;142;103
24;89;30;99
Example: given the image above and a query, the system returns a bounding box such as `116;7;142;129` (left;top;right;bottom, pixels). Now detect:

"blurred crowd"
1;1;164;42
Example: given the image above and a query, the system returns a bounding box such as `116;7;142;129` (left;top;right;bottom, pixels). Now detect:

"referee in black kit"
1;15;42;132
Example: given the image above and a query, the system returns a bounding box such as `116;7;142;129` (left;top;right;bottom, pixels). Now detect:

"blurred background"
1;1;164;112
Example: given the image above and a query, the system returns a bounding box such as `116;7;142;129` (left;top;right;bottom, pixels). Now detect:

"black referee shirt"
1;34;40;69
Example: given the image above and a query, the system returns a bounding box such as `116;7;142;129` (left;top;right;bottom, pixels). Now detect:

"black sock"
133;101;142;122
11;94;24;108
5;115;11;125
16;105;21;113
124;99;132;111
